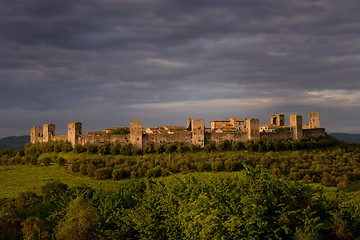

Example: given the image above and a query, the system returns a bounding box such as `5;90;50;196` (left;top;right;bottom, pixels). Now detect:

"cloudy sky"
1;0;360;137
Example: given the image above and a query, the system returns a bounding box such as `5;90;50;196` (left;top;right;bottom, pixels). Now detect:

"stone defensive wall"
205;132;248;143
30;113;326;149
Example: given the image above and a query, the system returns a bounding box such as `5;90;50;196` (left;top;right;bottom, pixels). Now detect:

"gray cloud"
0;0;360;137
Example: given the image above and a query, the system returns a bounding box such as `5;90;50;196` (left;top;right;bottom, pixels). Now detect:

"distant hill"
329;133;360;143
0;136;30;150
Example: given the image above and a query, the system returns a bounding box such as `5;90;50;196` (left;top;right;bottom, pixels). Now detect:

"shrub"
54;141;63;153
69;161;80;172
120;144;133;155
274;127;291;132
145;166;163;178
24;143;37;155
73;143;85;153
95;167;113;180
85;143;98;154
80;164;88;175
144;142;155;154
189;144;199;153
98;142;111;155
110;142;122;155
112;167;130;180
41;181;68;199
231;141;244;151
30;156;38;165
337;181;348;189
57;157;66;166
107;127;130;135
42;157;51;166
204;141;216;153
21;217;48;240
131;145;142;155
1;217;22;240
224;159;241;172
61;141;73;152
87;165;97;177
155;143;166;154
56;197;98;240
211;161;224;172
217;139;231;151
165;143;177;154
177;143;189;153
15;191;38;208
13;153;23;165
0;148;18;158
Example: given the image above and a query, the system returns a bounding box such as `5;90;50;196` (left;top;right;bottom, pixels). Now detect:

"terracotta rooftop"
211;119;231;122
230;118;244;122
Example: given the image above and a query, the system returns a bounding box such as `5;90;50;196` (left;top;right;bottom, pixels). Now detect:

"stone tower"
68;122;82;147
43;124;55;142
270;114;285;126
30;126;42;143
246;118;260;140
290;115;303;140
130;120;143;149
309;112;320;129
191;119;205;147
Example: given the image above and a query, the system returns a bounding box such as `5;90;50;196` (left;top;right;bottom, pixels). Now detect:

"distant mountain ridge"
329;133;360;143
0;135;29;150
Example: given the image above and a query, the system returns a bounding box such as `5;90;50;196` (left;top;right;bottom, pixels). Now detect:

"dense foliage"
273;127;290;132
1;168;360;239
18;134;347;157
2;135;359;189
0;148;19;158
1;135;360;239
107;127;130;135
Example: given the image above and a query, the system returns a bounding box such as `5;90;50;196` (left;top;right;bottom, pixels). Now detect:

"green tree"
56;197;98;240
21;217;49;240
107;127;130;135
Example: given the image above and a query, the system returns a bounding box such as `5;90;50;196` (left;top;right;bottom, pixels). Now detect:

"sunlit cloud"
137;58;190;68
130;98;272;110
306;90;360;107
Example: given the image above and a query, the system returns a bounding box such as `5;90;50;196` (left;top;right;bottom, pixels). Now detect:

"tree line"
19;134;347;156
1;135;359;189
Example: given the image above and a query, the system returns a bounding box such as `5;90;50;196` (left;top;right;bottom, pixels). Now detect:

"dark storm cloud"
1;0;360;137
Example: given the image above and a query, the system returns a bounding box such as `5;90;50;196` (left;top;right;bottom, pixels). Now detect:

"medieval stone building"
31;112;325;149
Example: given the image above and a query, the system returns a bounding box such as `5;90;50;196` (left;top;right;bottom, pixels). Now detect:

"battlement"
30;112;325;149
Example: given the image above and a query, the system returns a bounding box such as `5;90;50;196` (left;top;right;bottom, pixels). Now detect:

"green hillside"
329;133;360;143
0;135;29;150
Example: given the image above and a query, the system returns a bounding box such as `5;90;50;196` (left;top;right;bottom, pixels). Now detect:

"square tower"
191;119;205;147
309;112;320;129
290;115;303;140
130;120;143;149
68;122;82;146
30;126;42;143
270;114;285;126
43;124;55;142
245;118;260;140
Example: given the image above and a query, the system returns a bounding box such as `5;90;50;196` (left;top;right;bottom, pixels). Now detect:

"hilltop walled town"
30;112;325;149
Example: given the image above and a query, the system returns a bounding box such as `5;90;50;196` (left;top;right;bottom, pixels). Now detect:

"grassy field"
0;164;132;199
1;162;360;201
2;148;360;200
0;163;240;199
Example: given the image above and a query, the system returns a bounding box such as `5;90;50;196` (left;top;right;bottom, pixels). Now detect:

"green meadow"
1;159;360;200
0;164;131;199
